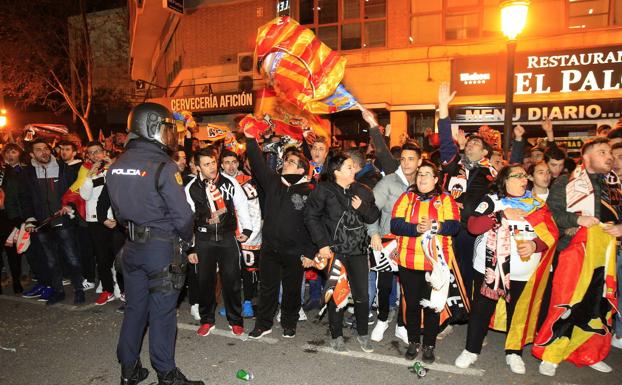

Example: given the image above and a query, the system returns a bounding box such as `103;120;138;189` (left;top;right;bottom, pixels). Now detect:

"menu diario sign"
169;91;254;113
449;99;622;124
452;45;622;96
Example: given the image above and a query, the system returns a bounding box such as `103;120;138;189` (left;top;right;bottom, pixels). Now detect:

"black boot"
120;360;149;385
422;345;435;363
405;342;421;360
157;368;205;385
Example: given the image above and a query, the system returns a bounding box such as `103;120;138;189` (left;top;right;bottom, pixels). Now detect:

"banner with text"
449;99;622;124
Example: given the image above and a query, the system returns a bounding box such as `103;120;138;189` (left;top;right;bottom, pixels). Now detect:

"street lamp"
500;0;529;155
0;109;7;129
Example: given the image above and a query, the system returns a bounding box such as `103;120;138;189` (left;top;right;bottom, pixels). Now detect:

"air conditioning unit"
237;52;254;92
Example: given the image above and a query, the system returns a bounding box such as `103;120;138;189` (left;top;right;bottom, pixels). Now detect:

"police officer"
107;103;204;385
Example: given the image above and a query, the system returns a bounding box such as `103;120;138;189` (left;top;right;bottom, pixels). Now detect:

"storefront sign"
449;99;622;124
169;91;254;113
452;45;622;96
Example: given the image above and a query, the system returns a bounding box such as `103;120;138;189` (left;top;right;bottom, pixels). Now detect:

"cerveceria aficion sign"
169;91;254;113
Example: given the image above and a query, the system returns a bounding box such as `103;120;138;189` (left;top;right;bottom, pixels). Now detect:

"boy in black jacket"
244;131;317;340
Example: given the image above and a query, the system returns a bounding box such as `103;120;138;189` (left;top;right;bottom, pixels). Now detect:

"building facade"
129;0;622;146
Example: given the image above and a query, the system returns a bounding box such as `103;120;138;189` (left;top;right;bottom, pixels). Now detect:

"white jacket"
79;171;113;222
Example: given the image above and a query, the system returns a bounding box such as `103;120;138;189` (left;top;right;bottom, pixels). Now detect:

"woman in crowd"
455;164;557;375
390;160;461;363
304;152;380;353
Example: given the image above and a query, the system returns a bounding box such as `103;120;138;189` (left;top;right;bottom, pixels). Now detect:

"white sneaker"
539;361;557;377
298;308;307;321
589;361;612;373
370;320;389;342
455;349;478;369
395;325;409;345
505;354;526;374
190;304;200;321
82;279;95;291
612;335;622;349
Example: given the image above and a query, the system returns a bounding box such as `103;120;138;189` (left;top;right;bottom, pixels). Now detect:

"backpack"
331;194;368;256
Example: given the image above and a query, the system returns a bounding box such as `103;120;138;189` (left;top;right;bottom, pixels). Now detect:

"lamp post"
500;1;529;155
0;109;7;130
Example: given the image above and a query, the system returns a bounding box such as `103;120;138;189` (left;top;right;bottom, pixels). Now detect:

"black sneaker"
405;342;421;360
74;290;85;305
282;328;296;338
248;327;272;340
422;345;435;363
46;291;66;306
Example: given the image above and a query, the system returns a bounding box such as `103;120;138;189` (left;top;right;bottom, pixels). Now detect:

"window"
296;0;387;50
567;0;622;29
410;0;486;44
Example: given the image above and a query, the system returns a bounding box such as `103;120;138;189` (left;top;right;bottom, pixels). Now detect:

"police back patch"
175;172;183;185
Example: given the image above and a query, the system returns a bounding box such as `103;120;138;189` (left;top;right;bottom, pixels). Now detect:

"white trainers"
82;279;95;291
589;361;612;373
539;361;557;377
371;320;389;342
190;304;200;321
298;307;307;321
455;349;478;369
612;335;622;349
505;354;526;374
395;325;409;345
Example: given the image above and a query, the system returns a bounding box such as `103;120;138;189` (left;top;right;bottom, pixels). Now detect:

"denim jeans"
36;226;83;292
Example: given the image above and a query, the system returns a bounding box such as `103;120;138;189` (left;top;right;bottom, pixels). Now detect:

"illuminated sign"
452;45;622;96
449;99;622;124
459;72;491;85
169;91;254;113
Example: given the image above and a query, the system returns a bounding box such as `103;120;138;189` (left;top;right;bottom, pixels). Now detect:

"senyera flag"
255;16;358;115
532;225;618;367
239;88;329;141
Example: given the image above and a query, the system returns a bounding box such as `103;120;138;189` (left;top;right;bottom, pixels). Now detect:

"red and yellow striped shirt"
391;192;460;271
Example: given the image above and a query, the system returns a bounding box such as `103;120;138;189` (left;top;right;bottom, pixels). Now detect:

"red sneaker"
95;291;115;306
230;325;244;336
197;323;214;337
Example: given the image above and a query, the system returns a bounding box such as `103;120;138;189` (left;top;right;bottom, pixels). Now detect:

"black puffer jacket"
304;181;380;255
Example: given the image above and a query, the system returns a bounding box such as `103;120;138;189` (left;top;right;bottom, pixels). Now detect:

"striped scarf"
205;177;227;216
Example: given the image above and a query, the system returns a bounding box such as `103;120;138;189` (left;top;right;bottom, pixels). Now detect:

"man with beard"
20;138;83;305
243;128;316;340
536;138;622;376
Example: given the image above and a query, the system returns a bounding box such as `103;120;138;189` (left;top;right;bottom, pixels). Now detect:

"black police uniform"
107;138;193;374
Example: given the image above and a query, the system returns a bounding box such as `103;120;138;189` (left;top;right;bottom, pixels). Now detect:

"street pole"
503;40;516;156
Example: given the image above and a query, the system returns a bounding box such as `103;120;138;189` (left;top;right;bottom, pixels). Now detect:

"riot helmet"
127;103;178;151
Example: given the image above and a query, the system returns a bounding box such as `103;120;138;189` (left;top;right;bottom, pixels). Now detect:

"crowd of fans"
1;83;622;378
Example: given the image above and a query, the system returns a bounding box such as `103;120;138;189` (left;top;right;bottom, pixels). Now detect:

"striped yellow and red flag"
488;204;559;351
255;17;357;115
532;225;617;366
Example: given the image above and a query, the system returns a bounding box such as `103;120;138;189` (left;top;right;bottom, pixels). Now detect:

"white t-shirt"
472;194;542;282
